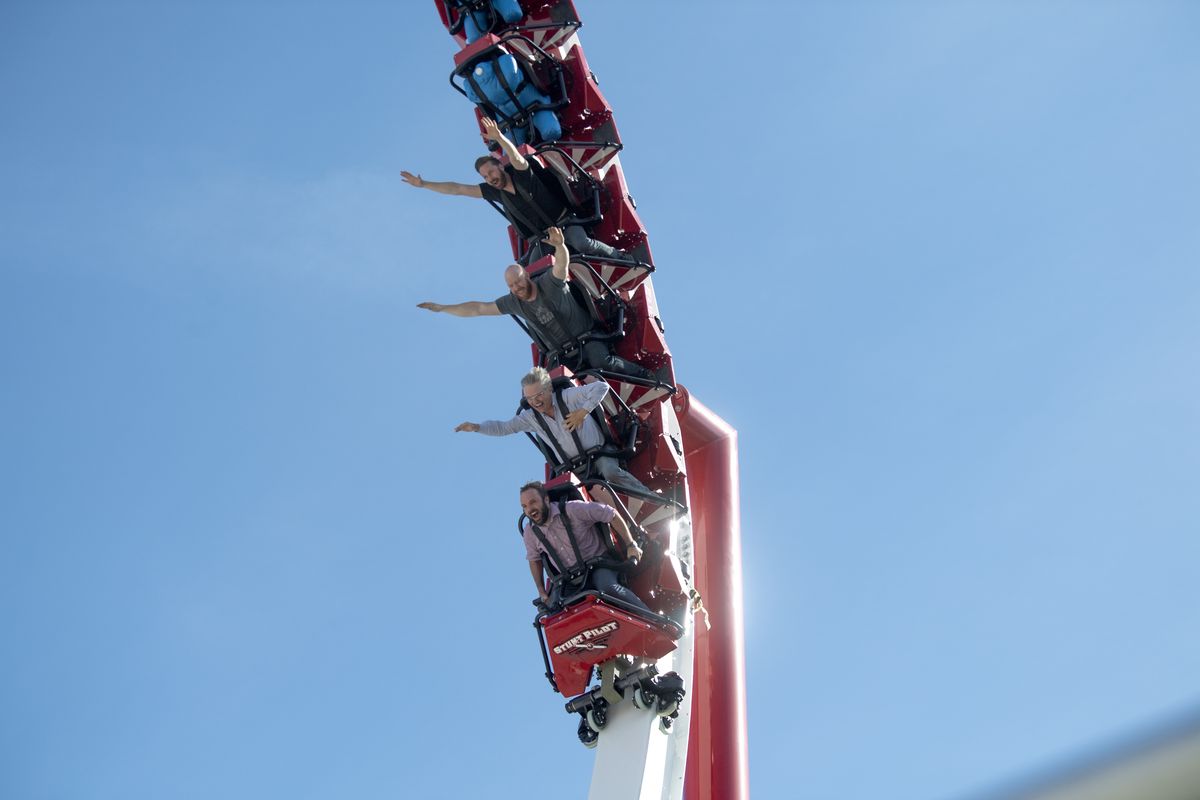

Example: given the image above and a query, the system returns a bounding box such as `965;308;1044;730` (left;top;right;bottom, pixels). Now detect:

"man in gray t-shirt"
494;268;591;348
416;227;656;382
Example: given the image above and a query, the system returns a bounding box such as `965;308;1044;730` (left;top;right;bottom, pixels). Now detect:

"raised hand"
481;117;503;142
455;422;480;433
543;226;565;249
417;302;443;313
400;170;425;188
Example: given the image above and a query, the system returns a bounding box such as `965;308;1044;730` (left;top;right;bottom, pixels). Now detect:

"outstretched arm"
417;300;501;317
461;412;535;437
481;118;528;171
543;226;569;281
400;170;483;198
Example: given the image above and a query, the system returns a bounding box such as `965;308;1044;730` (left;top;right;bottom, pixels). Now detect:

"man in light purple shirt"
518;480;650;613
455;366;652;498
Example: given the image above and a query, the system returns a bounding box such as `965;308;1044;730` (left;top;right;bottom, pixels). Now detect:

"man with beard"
454;366;653;501
519;480;649;612
400;117;626;263
416;226;658;382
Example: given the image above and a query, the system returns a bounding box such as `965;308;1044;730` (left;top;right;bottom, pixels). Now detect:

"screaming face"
478;162;509;190
521;489;549;524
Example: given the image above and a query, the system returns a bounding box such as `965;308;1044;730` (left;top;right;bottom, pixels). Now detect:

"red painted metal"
542;595;680;697
626;399;686;491
557;43;618;141
614;281;670;373
594;163;651;256
675;387;749;800
452;33;497;67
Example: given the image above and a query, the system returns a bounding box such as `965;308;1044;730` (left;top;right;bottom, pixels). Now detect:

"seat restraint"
528;383;591;473
528;500;588;584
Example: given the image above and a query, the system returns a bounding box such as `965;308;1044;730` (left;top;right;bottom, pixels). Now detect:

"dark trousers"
552;566;652;614
580;340;654;381
563;224;625;261
520;220;625;265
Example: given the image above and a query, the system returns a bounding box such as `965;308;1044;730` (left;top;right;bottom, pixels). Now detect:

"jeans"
586;456;652;496
551;566;652;614
579;341;654;381
520;218;625;265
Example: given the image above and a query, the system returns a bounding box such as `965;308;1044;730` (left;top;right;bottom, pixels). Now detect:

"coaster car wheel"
585;698;609;732
578;717;600;748
631;686;655;711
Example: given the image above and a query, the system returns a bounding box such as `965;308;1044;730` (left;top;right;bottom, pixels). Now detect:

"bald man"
417;227;656;382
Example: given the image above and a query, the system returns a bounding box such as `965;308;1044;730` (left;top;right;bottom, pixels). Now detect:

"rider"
519;480;649;612
401;117;626;264
454;366;653;502
417;227;659;382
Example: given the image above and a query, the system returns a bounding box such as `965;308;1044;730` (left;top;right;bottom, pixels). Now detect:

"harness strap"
554;386;588;461
490;55;531;114
463;70;512;123
462;56;530;124
496;179;548;239
530;403;575;467
509;165;561;232
528;501;588;577
555;500;587;570
528;520;567;575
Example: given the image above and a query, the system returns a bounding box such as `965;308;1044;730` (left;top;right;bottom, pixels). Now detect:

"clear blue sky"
3;2;1199;798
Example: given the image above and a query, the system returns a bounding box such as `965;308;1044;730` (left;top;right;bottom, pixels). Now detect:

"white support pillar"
588;514;696;800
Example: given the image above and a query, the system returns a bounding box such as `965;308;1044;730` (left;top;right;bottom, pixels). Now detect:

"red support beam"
675;386;749;800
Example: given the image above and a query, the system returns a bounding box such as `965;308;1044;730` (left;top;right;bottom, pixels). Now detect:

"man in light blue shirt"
455;367;651;497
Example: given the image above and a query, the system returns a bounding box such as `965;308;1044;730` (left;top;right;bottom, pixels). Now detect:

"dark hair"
475;155;501;172
519;480;548;501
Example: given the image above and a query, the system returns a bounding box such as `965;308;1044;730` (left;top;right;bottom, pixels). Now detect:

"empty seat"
451;34;567;144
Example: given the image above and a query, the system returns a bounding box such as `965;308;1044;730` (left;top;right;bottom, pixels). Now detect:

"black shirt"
478;162;569;239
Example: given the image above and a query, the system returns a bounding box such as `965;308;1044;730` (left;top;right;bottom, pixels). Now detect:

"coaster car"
521;480;689;746
450;33;568;144
435;0;582;50
437;0;523;43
